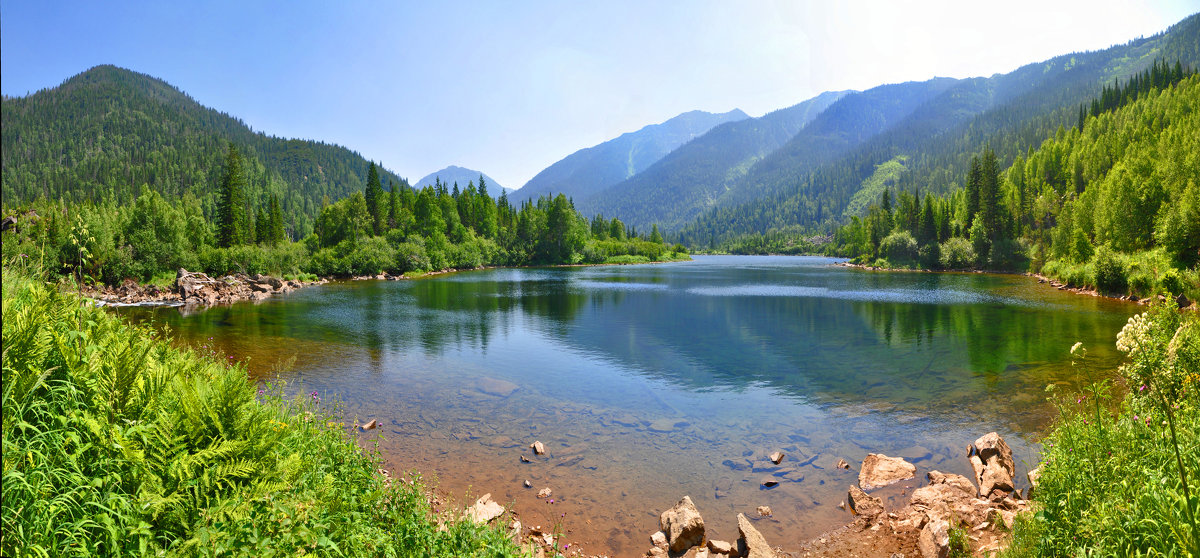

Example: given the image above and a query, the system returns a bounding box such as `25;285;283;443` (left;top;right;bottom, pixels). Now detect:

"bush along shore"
1;269;524;557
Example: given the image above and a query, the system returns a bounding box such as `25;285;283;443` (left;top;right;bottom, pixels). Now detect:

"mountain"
414;165;505;194
676;11;1200;245
1;65;408;238
514;108;749;203
578;90;849;229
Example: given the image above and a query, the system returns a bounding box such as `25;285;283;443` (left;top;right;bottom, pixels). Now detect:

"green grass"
1;269;523;557
1003;302;1200;557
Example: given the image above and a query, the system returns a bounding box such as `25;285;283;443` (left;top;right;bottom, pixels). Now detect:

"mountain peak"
415;166;506;192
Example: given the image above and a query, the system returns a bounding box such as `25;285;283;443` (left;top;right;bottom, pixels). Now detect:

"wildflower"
1139;385;1146;392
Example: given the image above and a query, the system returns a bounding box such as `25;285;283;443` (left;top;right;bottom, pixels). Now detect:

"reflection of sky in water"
686;284;1046;307
118;255;1140;555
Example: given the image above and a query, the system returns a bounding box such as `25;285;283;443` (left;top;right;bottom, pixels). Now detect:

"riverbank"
1;269;524;556
837;261;1196;309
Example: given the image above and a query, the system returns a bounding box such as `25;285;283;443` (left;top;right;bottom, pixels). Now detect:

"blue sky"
2;1;1196;189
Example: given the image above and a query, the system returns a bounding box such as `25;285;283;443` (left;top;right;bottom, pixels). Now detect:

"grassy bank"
1;269;522;556
1004;303;1200;556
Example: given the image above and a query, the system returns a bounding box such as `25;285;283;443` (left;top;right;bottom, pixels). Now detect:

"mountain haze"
677;11;1200;245
515;108;749;203
579;90;849;229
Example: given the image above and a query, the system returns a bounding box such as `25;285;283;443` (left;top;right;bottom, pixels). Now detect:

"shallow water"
120;255;1137;555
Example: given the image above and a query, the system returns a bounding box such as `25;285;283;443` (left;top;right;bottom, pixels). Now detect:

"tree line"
2;143;684;284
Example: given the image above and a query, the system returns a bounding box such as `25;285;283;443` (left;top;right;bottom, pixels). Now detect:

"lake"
119;255;1137;555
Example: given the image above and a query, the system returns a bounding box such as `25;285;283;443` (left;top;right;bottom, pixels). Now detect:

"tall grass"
1;269;522;556
1004;302;1200;556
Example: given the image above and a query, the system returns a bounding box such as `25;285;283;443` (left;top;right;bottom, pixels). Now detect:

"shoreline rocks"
83;268;324;308
858;453;917;490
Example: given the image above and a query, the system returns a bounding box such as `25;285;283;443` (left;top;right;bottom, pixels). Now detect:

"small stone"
847;485;884;518
736;513;776;558
359;419;378;431
708;539;734;554
760;478;779;488
756;505;772;517
769;451;785;464
918;518;950;558
650;530;668;550
520;455;531;463
524;479;532;488
531;441;546;455
537;487;552;499
465;493;505;524
836;458;850;470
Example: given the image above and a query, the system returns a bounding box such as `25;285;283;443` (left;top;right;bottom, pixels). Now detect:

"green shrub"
919;242;941;269
880;231;919;266
1092;245;1129;294
939;237;976;269
1162;269;1185;296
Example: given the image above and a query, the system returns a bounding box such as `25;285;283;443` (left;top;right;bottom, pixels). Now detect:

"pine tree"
649;224;664;244
965;156;982;229
216;143;248;247
364;162;384;236
269;195;285;244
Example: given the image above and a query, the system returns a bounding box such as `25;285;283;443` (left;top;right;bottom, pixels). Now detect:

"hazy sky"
2;1;1196;189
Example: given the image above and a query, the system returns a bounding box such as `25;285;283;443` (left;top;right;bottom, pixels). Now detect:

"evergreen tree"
269;195;285;244
965;156;982;229
364;162;384;236
216;143;248;248
649;224;664;244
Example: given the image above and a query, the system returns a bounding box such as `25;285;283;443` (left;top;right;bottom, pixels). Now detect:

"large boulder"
909;471;984;525
967;432;1015;498
659;495;705;552
859;453;916;490
736;513;776;558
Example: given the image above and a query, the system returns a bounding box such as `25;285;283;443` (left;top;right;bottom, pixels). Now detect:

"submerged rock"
859;453;916;490
769;451;785;464
756;505;772;517
530;441;546;455
477;377;519;397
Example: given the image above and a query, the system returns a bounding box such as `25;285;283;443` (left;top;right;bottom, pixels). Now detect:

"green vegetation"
1;270;522;556
1004;303;1199;556
677;14;1200;245
2;143;683;284
825;70;1199;300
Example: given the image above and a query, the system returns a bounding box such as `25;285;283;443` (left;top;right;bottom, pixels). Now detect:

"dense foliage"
1;270;523;556
826;72;1199;300
2;147;684;283
1004;303;1200;556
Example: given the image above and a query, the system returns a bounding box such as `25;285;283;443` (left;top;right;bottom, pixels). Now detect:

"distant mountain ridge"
578;89;850;228
514;108;749;203
415;165;505;194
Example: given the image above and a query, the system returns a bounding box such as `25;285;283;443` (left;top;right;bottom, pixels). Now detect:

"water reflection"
118;256;1137;554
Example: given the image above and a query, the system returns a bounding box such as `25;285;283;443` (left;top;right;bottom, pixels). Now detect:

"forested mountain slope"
515;108;748;204
677;12;1200;246
578;90;848;229
1;65;408;238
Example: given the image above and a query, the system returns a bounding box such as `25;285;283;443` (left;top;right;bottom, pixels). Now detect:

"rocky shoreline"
386;430;1034;558
82;268;326;307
